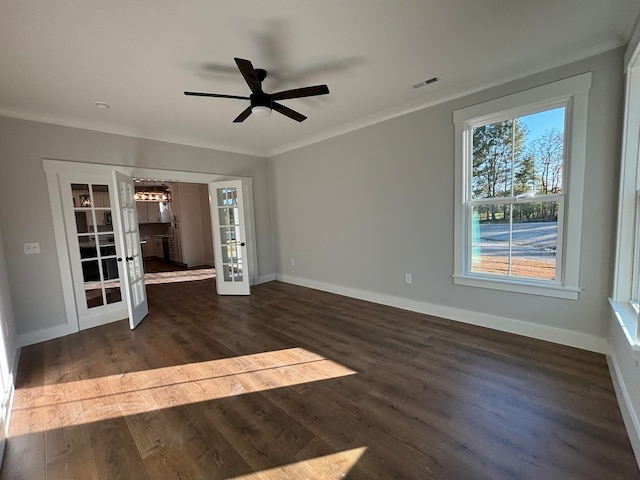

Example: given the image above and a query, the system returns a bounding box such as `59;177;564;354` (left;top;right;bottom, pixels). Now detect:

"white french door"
63;175;128;330
209;180;250;295
113;170;148;328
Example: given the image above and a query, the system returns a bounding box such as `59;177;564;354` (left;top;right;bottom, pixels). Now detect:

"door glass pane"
234;261;243;281
79;236;97;259
97;210;112;230
93;185;110;207
82;260;100;282
217;187;237;207
221;245;231;263
131;280;145;307
71;183;90;208
85;285;104;308
98;234;116;256
223;265;232;281
75;211;94;233
220;227;230;245
105;282;122;305
102;258;119;281
218;208;231;226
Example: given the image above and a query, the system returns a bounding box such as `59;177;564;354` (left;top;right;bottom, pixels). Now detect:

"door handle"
240;242;245;247
117;257;123;262
126;256;134;261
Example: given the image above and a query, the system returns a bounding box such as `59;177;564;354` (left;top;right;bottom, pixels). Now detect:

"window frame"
453;73;591;300
611;57;640;348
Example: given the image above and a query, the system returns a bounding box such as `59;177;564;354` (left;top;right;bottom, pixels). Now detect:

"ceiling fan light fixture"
251;105;272;117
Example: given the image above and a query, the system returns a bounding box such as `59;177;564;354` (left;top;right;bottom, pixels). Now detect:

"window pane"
472;107;566;200
519;107;565;195
471;209;510;275
512;201;558;281
471;202;558;280
472;119;517;199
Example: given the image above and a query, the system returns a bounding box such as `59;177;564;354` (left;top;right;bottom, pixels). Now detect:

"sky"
518;107;565;145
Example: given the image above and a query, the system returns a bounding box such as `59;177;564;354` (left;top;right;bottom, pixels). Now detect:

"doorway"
44;160;258;335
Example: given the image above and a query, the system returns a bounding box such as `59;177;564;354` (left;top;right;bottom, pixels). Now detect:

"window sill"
608;298;640;351
452;274;580;300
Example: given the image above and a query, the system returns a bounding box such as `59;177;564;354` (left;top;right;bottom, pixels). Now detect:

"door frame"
44;159;257;335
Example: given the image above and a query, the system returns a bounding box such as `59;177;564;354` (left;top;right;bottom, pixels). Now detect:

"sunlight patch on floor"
9;348;357;436
225;447;367;480
143;267;216;285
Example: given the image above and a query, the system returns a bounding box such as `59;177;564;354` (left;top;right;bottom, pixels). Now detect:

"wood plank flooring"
2;275;638;479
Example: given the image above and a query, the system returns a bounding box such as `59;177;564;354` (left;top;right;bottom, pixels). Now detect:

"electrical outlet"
405;273;412;284
290;258;295;266
24;242;40;254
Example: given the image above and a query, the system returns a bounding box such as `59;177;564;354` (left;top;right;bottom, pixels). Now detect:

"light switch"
24;242;40;254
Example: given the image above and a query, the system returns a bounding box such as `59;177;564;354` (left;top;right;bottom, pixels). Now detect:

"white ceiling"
1;1;638;157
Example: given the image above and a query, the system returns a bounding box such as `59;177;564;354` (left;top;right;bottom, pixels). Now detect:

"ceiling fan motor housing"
250;91;272;108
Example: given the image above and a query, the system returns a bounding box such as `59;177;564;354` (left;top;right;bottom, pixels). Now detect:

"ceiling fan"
184;57;330;123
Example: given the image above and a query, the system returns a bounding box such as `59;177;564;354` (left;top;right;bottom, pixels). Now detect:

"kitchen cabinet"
136;202;170;224
169;223;183;263
169;185;181;221
147;202;171;223
141;236;166;259
141;237;152;258
151;236;164;258
136;202;149;223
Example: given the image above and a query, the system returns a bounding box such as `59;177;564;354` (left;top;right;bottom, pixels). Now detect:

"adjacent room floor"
1;276;638;479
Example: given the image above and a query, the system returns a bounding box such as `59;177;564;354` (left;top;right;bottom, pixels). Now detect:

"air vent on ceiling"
412;77;439;89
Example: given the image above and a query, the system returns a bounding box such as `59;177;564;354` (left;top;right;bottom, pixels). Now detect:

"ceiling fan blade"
272;102;307;122
184;92;250;100
233;106;253;123
234;58;261;93
271;85;329;101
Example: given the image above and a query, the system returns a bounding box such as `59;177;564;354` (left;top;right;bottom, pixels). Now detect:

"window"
453;73;591;299
611;57;640;346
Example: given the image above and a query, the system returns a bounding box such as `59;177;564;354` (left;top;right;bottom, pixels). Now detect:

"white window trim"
453;73;591;300
611;51;640;347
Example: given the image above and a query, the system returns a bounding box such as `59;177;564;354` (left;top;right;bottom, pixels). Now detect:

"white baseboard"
276;274;606;353
256;273;276;285
606;340;640;467
18;323;69;347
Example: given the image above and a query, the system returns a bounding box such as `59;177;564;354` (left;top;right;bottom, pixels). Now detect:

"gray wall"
268;48;624;339
0;118;272;336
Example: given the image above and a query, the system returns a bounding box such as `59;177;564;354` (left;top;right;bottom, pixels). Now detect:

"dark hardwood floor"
1;276;638;479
